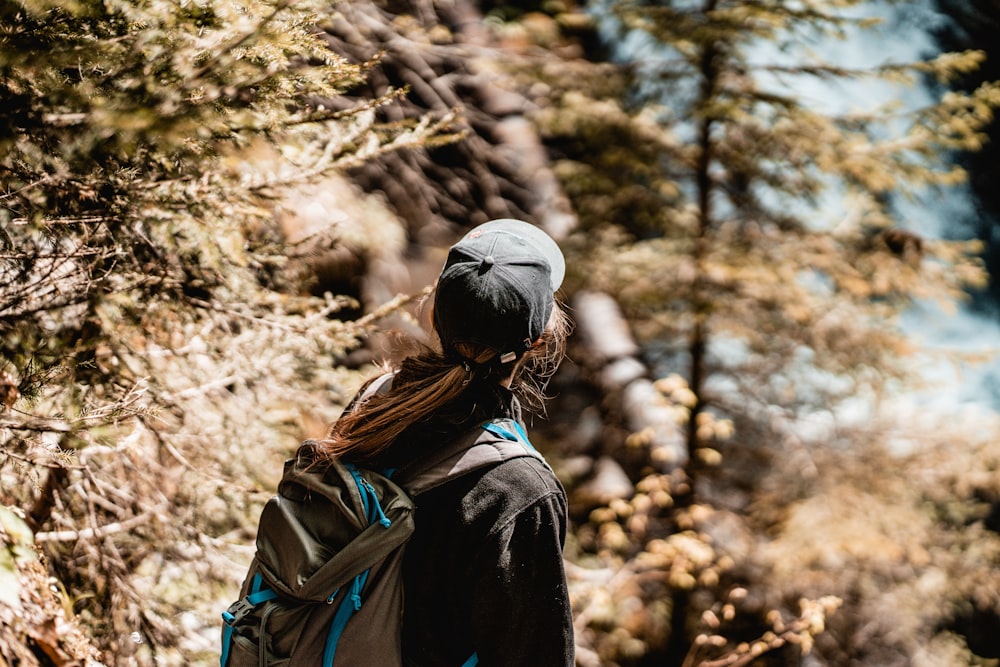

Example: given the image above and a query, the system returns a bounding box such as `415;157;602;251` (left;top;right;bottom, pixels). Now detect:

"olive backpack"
219;375;547;667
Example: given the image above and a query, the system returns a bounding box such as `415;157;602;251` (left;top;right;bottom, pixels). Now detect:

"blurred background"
2;0;1000;665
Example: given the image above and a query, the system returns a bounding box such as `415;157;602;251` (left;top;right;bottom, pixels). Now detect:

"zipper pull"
350;575;363;610
360;478;392;528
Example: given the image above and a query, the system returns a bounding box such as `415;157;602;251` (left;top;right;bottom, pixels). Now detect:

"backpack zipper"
346;464;393;528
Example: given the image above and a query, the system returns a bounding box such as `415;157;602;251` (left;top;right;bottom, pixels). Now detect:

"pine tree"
932;0;1000;306
583;0;994;456
525;0;1000;664
0;0;454;662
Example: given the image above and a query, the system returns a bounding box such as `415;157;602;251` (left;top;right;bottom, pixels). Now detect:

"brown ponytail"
319;301;572;464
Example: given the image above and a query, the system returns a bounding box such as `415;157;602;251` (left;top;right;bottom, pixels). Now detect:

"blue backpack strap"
322;570;370;666
460;652;479;667
481;419;535;450
316;464;393;666
220;618;234;666
345;463;393;528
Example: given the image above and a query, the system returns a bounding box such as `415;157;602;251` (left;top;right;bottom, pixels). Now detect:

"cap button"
481;255;495;268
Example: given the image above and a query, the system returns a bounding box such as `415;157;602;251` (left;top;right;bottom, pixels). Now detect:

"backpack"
219;414;546;667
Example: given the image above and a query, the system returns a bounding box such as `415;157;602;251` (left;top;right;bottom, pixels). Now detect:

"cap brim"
465;219;565;291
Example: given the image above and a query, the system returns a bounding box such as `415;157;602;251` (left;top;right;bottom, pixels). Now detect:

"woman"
322;218;575;667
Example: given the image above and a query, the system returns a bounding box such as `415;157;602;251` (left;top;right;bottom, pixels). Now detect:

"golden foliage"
519;0;1000;664
0;0;455;663
0;506;104;666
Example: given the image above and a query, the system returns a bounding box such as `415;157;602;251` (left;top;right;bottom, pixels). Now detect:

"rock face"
278;0;586;370
316;0;578;248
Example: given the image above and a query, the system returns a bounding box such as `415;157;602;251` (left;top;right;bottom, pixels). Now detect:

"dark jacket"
401;450;573;667
358;375;575;667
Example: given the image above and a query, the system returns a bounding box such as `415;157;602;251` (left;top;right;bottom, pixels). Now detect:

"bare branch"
34;509;159;543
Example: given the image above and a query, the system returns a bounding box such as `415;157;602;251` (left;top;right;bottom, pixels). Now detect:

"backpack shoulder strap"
343;373;548;497
402;418;548;496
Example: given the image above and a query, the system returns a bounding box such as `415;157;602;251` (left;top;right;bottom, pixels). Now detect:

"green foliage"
0;503;104;665
555;1;995;417
0;506;35;609
517;0;1000;664
0;0;454;662
5;0;999;664
0;0;447;340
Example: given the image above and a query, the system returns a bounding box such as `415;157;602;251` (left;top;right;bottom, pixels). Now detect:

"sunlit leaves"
1;2;454;662
530;0;1000;664
0;507;35;610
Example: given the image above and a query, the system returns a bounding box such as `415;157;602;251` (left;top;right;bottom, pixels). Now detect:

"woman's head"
324;219;569;463
432;218;566;367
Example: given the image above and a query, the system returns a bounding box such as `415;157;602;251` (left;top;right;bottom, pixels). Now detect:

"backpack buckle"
223;597;255;626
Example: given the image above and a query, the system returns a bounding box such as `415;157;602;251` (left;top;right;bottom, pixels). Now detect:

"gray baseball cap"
433;219;565;364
